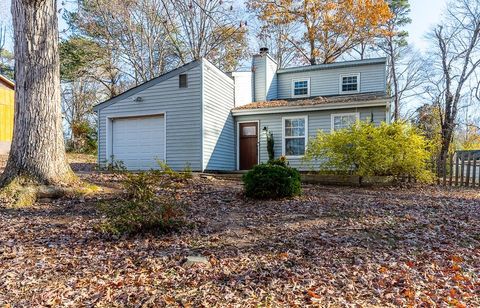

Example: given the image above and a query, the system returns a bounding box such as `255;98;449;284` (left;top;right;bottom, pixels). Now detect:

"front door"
239;122;258;170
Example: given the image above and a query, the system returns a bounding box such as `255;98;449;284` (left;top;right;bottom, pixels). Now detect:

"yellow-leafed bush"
304;122;434;182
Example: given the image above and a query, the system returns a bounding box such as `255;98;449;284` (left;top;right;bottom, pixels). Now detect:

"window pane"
242;126;256;136
334;117;341;128
294;88;308;95
333;114;356;131
285;127;293;136
342;83;357;92
341;75;358;92
285;138;305;156
285;118;305;137
293;80;308;96
347;115;356;124
292;127;305;136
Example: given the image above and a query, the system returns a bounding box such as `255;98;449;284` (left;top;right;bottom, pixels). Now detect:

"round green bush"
242;163;301;199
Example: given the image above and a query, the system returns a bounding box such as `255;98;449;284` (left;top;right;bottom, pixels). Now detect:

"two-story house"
93;49;390;171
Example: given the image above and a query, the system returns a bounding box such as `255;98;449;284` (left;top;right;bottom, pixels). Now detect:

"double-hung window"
292;79;310;97
340;74;360;93
331;113;359;131
283;116;308;157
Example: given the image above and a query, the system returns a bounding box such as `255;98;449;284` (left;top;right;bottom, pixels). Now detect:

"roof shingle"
232;92;389;111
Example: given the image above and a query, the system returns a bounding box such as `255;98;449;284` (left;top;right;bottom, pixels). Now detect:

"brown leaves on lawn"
0;162;479;306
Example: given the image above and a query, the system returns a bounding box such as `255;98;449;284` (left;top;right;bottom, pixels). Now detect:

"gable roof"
232;92;390;115
0;74;14;90
277;57;386;74
93;60;202;112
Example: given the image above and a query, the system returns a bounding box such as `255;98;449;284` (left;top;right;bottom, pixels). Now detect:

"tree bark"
388;38;400;121
1;0;74;186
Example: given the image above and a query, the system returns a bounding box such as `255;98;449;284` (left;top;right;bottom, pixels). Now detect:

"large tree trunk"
0;0;74;187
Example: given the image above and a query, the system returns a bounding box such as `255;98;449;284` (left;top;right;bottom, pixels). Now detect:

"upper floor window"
283;116;308;157
340;73;360;93
331;113;359;131
179;74;188;88
292;78;310;97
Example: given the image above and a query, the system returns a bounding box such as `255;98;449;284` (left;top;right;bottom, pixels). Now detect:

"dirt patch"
0;171;479;306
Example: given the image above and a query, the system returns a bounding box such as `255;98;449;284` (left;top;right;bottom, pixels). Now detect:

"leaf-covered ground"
0;156;479;306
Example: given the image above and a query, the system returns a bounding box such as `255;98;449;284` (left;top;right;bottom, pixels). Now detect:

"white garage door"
112;115;165;170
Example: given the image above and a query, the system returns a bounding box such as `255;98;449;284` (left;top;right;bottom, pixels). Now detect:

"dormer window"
340;73;360;93
292;78;310;97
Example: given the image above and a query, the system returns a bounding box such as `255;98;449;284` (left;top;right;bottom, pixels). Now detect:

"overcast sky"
1;0;450;53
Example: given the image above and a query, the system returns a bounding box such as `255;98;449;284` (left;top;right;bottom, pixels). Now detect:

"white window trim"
331;112;360;131
282;115;308;158
339;73;360;94
291;78;310;98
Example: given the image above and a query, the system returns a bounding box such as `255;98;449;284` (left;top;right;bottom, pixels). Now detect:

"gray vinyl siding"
98;64;203;171
266;57;278;100
252;55;266;102
202;60;235;171
277;63;386;99
234;106;387;170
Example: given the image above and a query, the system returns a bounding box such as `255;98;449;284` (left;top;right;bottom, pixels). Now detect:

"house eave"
0;74;15;89
231;99;390;116
277;57;386;74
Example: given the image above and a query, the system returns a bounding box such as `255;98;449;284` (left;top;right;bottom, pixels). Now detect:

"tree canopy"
248;0;392;64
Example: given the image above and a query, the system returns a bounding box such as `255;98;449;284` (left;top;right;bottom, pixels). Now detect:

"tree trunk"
438;125;453;177
437;94;455;177
0;0;74;186
388;38;400;121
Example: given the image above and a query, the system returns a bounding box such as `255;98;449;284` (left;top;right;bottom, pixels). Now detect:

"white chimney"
252;47;278;102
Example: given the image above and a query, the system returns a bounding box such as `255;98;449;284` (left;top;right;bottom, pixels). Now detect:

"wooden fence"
436;150;480;188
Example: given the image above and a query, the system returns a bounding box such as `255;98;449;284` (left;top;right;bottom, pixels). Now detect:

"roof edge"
0;74;15;88
201;58;234;85
231;99;390;116
93;60;202;112
277;57;387;74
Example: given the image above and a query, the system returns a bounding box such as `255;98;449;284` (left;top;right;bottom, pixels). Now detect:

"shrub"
304;121;434;182
266;130;275;161
243;160;301;199
123;171;157;202
268;156;288;167
102;156;126;172
67;120;98;154
157;160;192;180
97;163;186;235
97;197;184;235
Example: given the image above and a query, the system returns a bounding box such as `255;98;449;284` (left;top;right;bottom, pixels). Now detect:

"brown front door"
239;122;258;170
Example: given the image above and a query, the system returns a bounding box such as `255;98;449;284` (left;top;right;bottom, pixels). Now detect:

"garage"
111;115;165;170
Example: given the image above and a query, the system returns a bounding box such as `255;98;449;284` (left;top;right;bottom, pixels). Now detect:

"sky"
1;0;450;53
405;0;448;51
